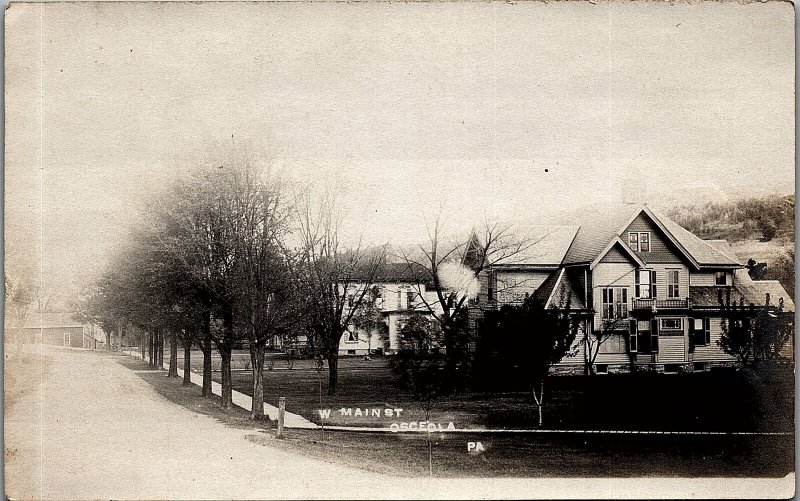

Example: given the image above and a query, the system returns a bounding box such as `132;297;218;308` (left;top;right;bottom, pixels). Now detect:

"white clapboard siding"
595;352;631;364
658;337;685;363
689;272;732;287
692;317;736;362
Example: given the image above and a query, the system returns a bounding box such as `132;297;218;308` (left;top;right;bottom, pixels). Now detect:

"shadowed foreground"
3;346;794;500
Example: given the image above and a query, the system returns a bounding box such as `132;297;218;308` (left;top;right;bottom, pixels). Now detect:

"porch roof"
690;270;794;312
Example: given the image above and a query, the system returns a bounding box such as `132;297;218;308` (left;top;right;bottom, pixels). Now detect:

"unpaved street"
4;346;792;500
5;346;400;500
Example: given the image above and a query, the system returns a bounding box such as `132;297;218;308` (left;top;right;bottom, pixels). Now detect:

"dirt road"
5;346;404;499
4;345;793;500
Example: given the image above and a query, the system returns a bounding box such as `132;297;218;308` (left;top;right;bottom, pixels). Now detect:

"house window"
715;272;728;286
660;318;683;331
397;291;402;309
347;294;355;308
487;271;496;302
628;232;650;252
599;334;627;353
602;288;628;320
667;270;680;298
406;291;416;309
635;270;657;299
690;317;711;346
63;332;71;346
595;364;609;374
639;232;650;252
634;319;658;353
629;232;639;251
628;319;638;352
664;364;680;374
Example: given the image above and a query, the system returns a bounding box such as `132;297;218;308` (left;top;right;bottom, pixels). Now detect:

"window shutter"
651;271;657;298
704;317;711;345
628;319;637;352
635;271;640;298
651;319;659;352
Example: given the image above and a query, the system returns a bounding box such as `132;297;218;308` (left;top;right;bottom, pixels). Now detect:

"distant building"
468;205;795;374
7;312;104;349
338;262;443;356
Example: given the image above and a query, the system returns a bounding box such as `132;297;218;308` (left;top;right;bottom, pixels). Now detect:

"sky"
4;1;795;306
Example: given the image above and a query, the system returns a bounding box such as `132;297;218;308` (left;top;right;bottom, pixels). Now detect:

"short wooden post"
277;397;285;438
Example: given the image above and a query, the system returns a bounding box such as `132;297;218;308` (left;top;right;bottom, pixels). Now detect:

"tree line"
73;153;574;421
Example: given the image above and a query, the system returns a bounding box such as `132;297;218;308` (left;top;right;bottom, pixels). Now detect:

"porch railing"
632;298;689;311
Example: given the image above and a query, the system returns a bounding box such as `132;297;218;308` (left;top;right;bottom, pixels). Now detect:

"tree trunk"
202;311;213;397
168;332;179;378
202;341;212;397
219;346;233;409
154;331;159;367
183;338;192;386
105;331;112;351
157;329;165;369
583;334;591;376
532;380;545;427
140;332;146;359
148;332;154;366
250;342;266;420
218;307;235;408
327;351;339;396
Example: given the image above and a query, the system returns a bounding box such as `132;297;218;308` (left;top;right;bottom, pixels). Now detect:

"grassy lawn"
177;352;794;433
127;353;794;478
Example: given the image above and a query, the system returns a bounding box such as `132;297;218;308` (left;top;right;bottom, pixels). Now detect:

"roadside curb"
121;351;319;429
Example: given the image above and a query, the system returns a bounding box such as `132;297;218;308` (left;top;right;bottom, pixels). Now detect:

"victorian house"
469;205;794;374
337;262;442;356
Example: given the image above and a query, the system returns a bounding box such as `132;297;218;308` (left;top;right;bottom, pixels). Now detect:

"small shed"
15;312;92;348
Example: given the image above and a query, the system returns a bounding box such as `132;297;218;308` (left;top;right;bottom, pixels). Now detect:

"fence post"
277;397;285;438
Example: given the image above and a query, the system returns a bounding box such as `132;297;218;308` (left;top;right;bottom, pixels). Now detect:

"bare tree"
228;165;295;419
158;164;241;408
291;189;386;395
399;215;536;392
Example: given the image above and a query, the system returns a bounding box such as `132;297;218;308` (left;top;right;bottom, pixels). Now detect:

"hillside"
666;195;795;300
665;194;794;243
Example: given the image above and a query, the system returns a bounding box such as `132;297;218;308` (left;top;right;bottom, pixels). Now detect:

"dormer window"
628;232;650;252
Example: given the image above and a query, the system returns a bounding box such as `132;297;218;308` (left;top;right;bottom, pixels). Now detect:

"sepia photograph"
3;1;796;499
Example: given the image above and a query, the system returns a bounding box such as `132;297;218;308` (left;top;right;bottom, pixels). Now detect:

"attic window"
629;232;650;252
639;233;650;252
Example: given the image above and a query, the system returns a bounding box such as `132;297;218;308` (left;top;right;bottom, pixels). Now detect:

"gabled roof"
703;239;743;266
23;312;84;329
351;262;434;286
532;269;562;306
562;212;632;266
479;225;579;268
648;207;741;267
589;237;646;270
532;268;587;310
561;204;741;269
